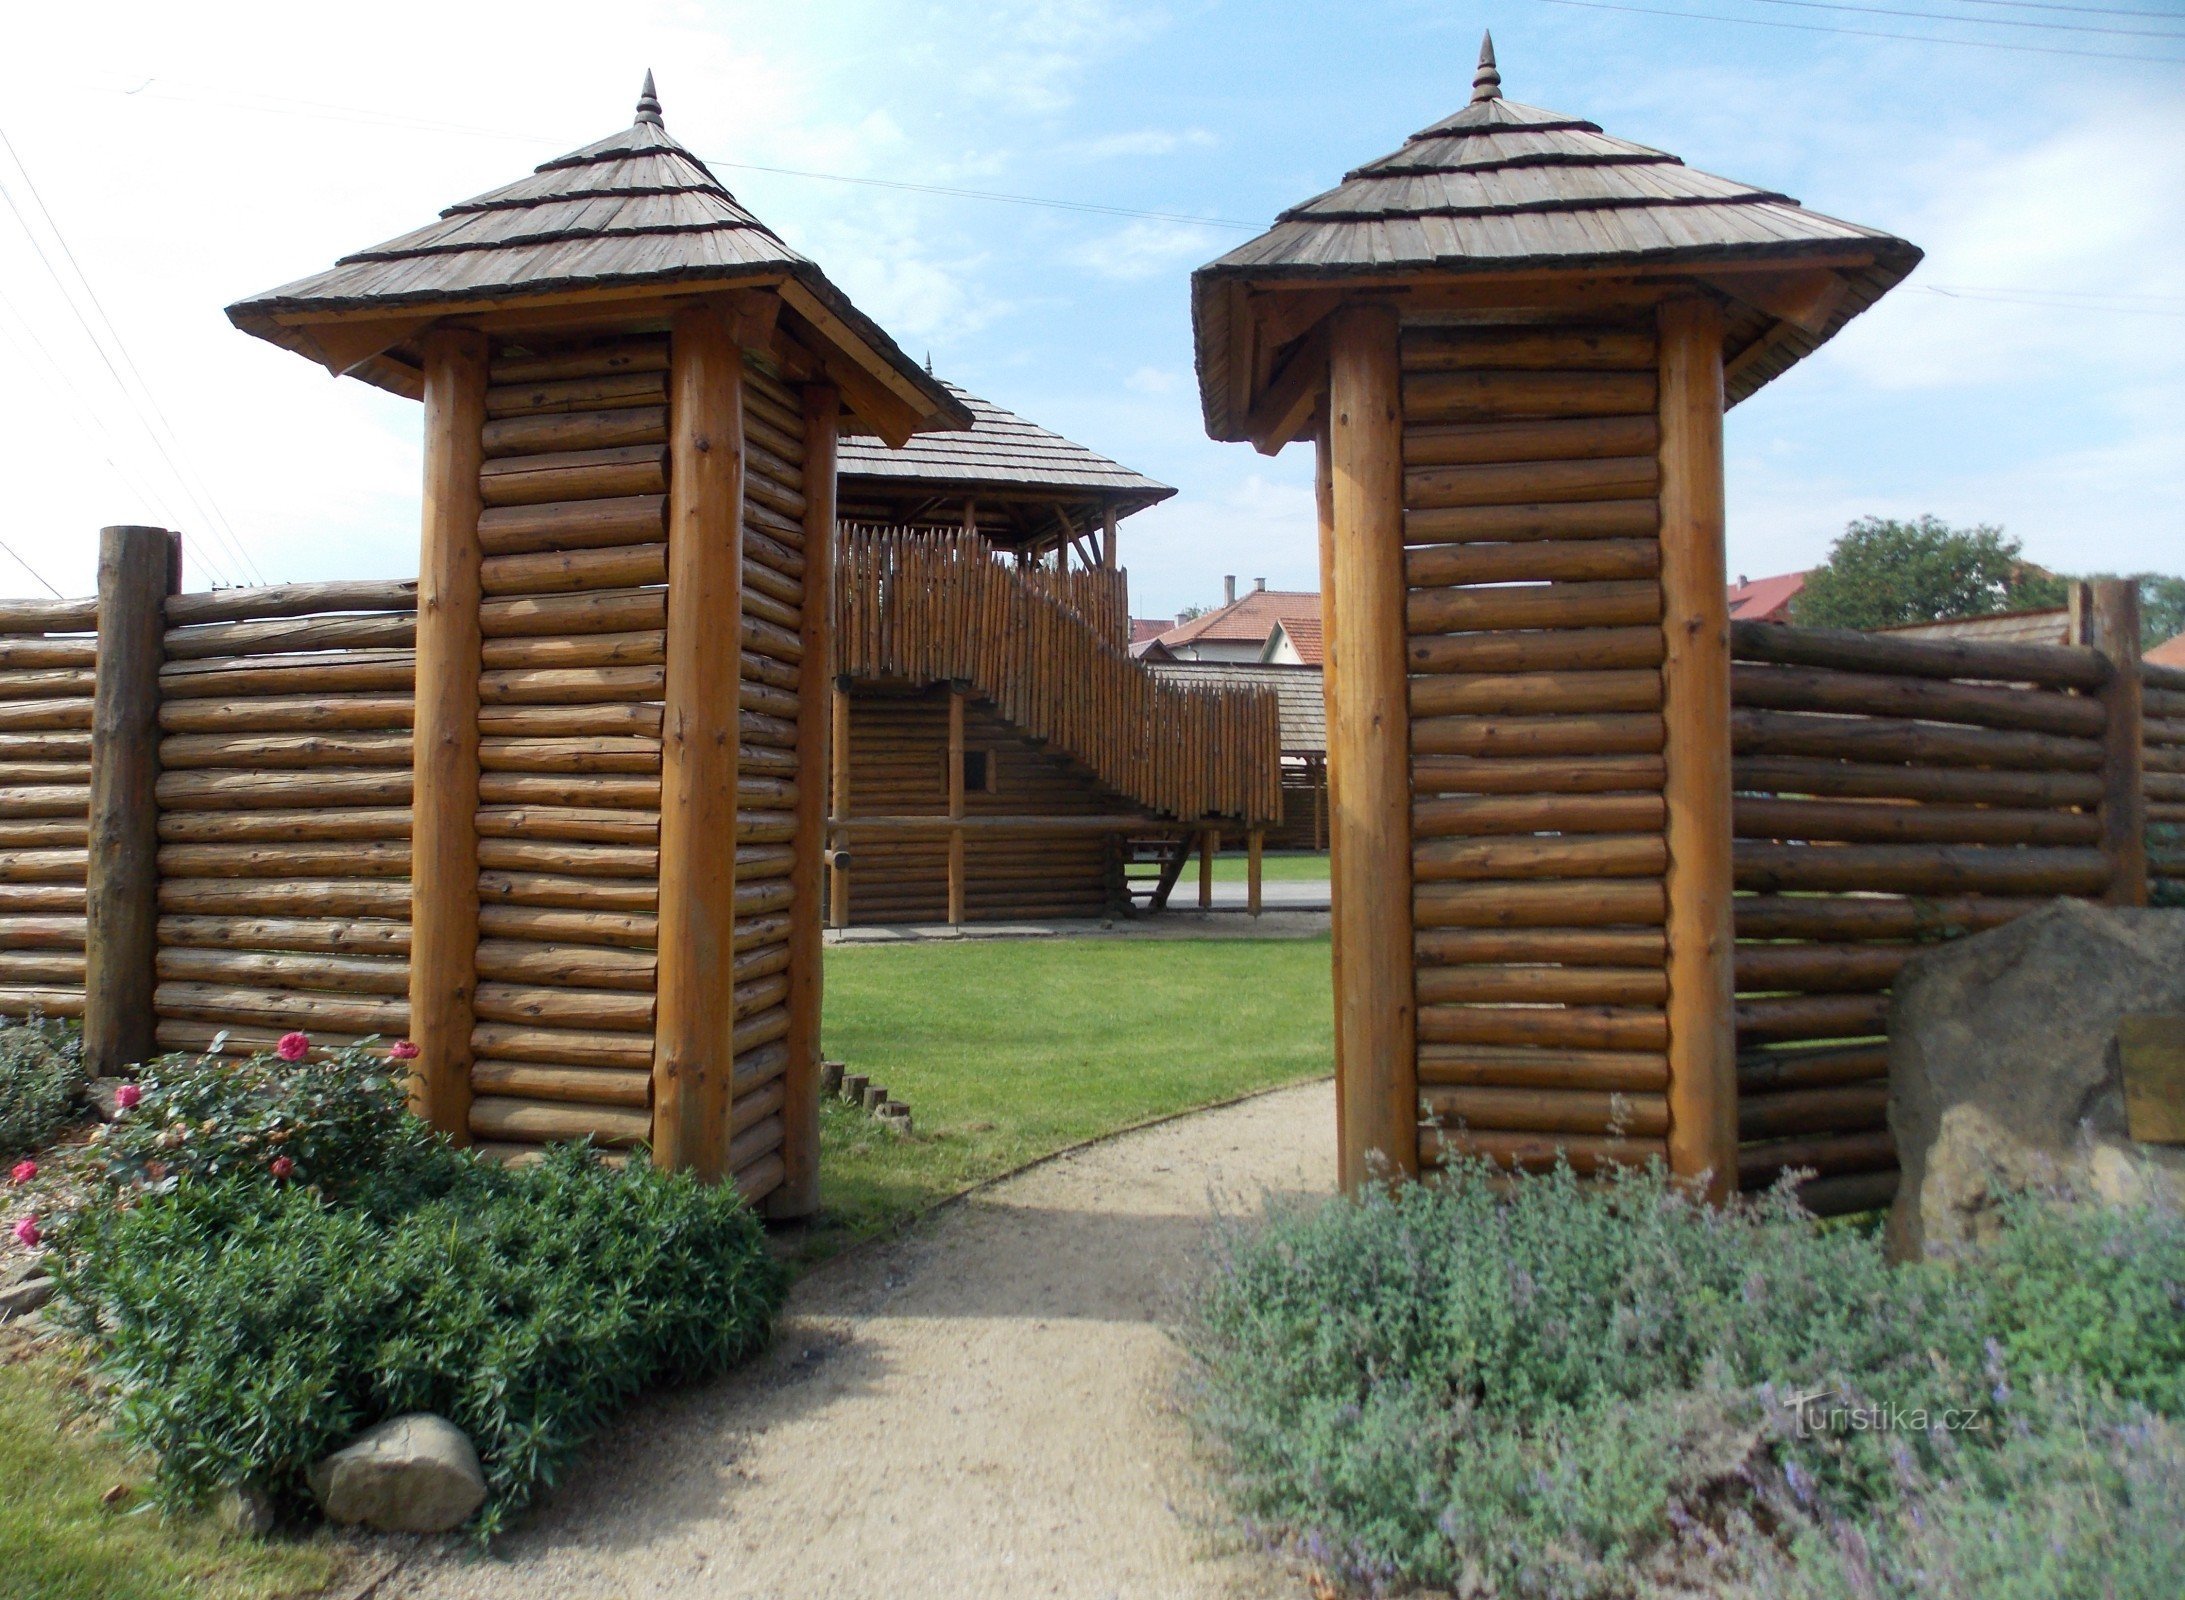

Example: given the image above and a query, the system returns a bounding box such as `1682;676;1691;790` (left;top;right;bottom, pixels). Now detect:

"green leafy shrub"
52;1143;786;1535
0;1015;85;1161
87;1038;450;1216
1179;1162;2185;1597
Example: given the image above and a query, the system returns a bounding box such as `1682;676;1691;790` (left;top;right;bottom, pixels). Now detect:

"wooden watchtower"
1192;39;1919;1194
227;76;967;1206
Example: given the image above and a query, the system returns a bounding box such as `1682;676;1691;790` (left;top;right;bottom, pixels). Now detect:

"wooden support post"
1656;296;1738;1201
1248;827;1264;917
947;685;967;926
774;381;839;1218
1199;827;1218;910
83;525;173;1077
1102;503;1118;570
829;683;852;928
653;304;746;1179
1327;302;1416;1187
2088;578;2147;906
1314;419;1347;1161
409;325;487;1140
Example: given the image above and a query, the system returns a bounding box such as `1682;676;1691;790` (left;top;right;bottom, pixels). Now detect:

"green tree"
1791;516;2065;630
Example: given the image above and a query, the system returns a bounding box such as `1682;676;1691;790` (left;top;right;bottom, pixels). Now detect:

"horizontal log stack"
835;526;1281;828
152;581;420;1058
1400;319;1680;1184
0;595;101;1020
2144;656;2185;895
1727;619;2120;1213
837;687;1130;923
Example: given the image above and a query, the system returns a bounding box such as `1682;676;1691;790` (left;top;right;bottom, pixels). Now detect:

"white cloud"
1125;365;1180;393
1065;127;1217;160
1078;218;1227;281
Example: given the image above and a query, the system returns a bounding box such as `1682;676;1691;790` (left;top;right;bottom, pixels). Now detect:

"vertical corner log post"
2089;578;2147;906
1247;827;1264;917
1313;419;1347;1162
409;325;488;1139
775;381;839;1217
83;524;174;1077
654;304;746;1179
946;685;967;926
1198;827;1217;909
1327;302;1417;1188
1655;296;1738;1201
829;682;851;927
1102;503;1118;570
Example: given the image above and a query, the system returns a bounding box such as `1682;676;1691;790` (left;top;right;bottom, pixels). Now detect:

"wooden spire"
1471;32;1500;102
636;70;663;126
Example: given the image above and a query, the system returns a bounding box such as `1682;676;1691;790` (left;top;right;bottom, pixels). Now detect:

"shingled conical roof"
1194;37;1919;433
839;381;1174;510
229;75;967;433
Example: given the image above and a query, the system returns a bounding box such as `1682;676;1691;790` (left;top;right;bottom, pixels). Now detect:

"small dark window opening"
961;749;995;794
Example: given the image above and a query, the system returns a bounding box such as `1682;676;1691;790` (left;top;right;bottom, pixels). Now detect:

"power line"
1740;0;2185;38
0;533;65;599
1529;0;2185;58
0;128;269;585
1950;0;2185;18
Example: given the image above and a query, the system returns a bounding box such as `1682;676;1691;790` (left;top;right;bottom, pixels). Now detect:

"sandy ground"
380;1080;1335;1600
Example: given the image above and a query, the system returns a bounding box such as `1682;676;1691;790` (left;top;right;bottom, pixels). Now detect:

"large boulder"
1886;898;2185;1260
308;1413;486;1533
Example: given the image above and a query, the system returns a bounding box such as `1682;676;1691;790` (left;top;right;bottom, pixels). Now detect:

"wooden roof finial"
1471;32;1501;102
636;69;663;126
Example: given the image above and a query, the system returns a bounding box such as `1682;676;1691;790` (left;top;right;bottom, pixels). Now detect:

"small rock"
100;1482;130;1507
0;1274;54;1320
878;1104;913;1135
218;1483;275;1538
308;1413;486;1534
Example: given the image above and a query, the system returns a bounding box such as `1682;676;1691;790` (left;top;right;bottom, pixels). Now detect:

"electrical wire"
1948;0;2185;18
0;533;64;599
1738;0;2185;38
0;129;268;584
1529;0;2185;58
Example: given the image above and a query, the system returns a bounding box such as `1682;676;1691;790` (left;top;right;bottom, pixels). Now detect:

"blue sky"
1;1;2179;616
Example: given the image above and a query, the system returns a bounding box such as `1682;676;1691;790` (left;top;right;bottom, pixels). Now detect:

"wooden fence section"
1398;317;1681;1187
0;595;101;1019
153;582;418;1060
1020;562;1128;650
2150;657;2185;896
1725;619;2125;1212
834;526;1282;825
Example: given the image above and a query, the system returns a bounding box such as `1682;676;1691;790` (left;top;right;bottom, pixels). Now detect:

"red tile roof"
1129;617;1171;647
1152;589;1322;651
1728;571;1805;623
1268;615;1325;666
2143;631;2185;669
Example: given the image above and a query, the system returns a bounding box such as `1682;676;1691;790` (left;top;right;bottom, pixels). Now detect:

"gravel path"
383;1080;1334;1600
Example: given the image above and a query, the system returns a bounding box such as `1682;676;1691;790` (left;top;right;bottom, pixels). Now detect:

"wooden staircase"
834;525;1282;827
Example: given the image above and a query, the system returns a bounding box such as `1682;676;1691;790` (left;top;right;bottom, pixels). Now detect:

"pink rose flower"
387;1039;421;1062
8;1160;33;1185
11;1216;38;1249
114;1083;142;1111
270;1155;295;1180
276;1032;311;1062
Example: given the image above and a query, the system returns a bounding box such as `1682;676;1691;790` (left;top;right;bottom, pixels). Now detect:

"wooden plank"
653;303;746;1179
2089;580;2147;905
1656;296;1737;1202
84;527;171;1074
409;327;487;1137
1330;303;1416;1186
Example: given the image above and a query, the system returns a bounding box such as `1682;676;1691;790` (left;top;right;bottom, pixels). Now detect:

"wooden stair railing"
833;525;1282;824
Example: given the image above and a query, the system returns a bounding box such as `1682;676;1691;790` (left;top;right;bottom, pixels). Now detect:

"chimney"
1176;611;1190;627
1254;577;1266;592
1223;575;1236;605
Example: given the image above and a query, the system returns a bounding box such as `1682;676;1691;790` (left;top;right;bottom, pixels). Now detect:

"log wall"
153;581;419;1059
839;686;1131;923
1399;319;1679;1185
2149;657;2185;899
0;595;101;1019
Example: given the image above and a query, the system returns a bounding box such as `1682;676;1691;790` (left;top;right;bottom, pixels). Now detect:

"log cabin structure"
219;75;968;1203
826;395;1282;923
1193;37;1927;1199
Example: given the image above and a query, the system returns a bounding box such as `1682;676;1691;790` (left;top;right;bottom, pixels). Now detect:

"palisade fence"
4;545;2179;1212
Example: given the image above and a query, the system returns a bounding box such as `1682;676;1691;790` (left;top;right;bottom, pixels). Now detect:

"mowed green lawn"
813;935;1332;1248
1122;850;1331;887
0;1356;342;1600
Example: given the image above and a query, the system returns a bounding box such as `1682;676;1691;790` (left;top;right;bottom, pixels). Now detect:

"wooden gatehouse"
1190;37;2174;1209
